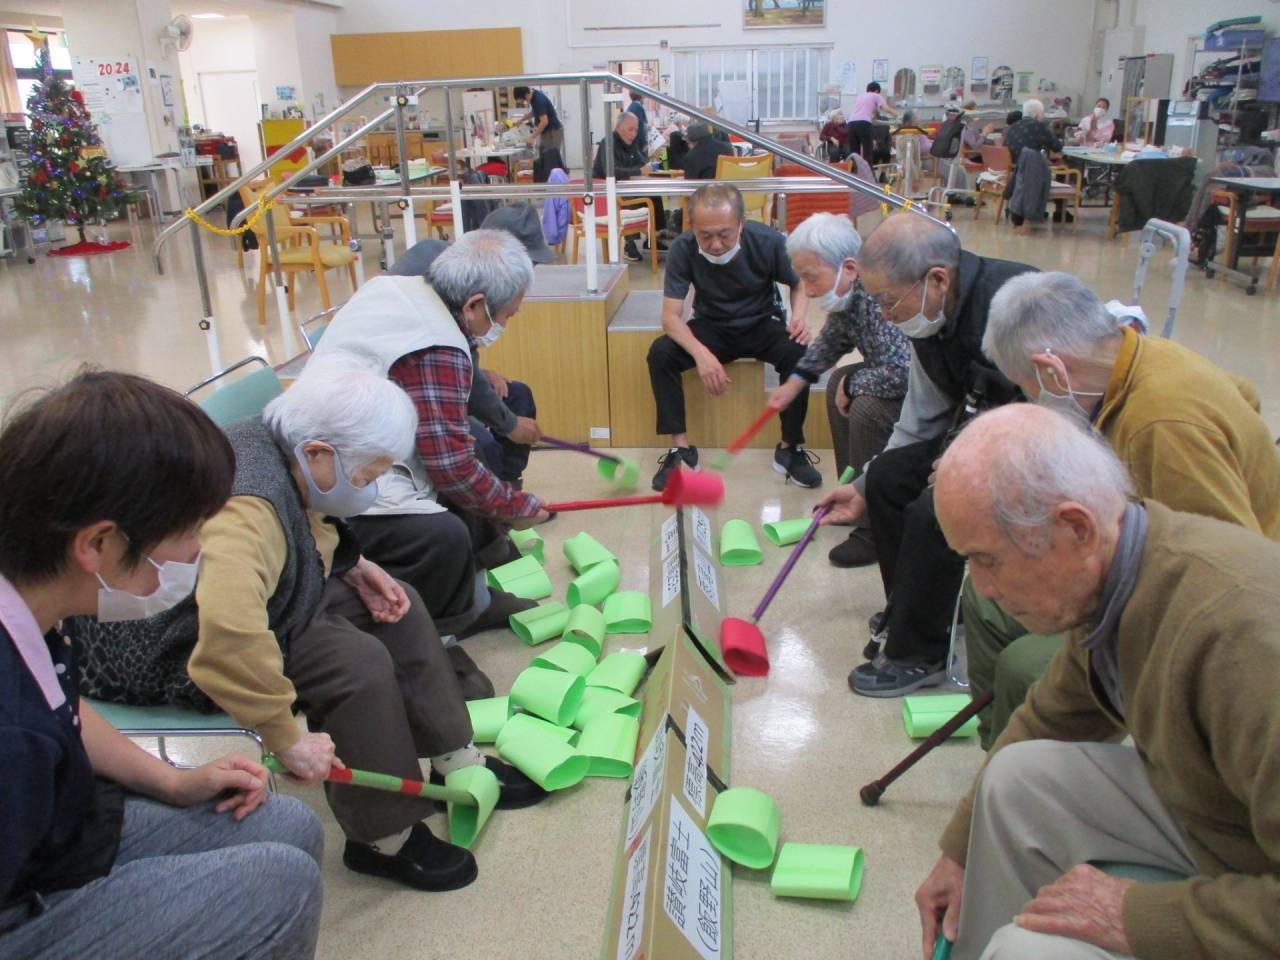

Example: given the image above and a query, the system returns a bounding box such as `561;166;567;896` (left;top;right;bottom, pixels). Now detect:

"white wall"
1130;0;1280;92
177;16;255;126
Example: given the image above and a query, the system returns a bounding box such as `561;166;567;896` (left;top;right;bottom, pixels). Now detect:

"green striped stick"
263;756;477;806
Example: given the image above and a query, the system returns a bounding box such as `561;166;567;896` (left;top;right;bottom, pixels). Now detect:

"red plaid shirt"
390;346;542;521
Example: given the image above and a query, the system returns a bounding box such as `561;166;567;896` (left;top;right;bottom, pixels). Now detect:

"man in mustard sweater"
964;271;1280;745
917;404;1280;960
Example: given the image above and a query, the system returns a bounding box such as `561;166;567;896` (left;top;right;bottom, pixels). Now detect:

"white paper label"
590;426;611;439
682;705;709;818
663;799;722;960
616;827;651;960
662;552;681;608
690;506;713;556
626;723;666;848
692;549;720;611
661;513;679;559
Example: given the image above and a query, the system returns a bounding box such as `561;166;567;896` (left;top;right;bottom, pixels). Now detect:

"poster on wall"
1016;70;1033;94
920;64;943;94
971;57;988;84
70;55;144;116
838;61;857;94
872;59;889;84
744;0;824;28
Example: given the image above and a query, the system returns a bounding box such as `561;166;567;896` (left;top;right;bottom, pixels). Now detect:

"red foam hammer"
545;466;723;512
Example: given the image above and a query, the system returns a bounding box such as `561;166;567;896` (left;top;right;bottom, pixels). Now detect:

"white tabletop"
455;146;526;160
1060;148;1133;166
1212;176;1280;191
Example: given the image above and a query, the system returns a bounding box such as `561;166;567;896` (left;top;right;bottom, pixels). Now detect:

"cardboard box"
650;506;733;684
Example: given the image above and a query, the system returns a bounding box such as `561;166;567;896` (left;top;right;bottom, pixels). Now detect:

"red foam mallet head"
661;466;725;507
719;616;770;676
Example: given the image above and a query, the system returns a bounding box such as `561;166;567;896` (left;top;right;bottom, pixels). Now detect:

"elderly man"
817;214;1034;697
593;111;665;261
681;122;734;180
648;182;821;490
917;403;1280;960
768;212;910;564
962;271;1280;746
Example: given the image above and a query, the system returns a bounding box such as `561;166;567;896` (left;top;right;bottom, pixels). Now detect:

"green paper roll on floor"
706;786;782;869
720;519;764;566
902;694;980;739
509;665;586;726
577;713;640;777
445;764;500;850
562;531;617;573
486;555;553;600
466;696;512;743
494;711;578;752
530;641;598;677
769;843;865;901
508;528;545;564
586;651;648;696
571;686;642;731
602;592;652;634
509;602;571;646
596;456;641;489
561;604;606;658
566;560;621;607
497;729;588;791
762;517;814;547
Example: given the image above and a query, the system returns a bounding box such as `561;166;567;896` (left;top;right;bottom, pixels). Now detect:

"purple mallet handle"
540;434;620;463
751;506;830;622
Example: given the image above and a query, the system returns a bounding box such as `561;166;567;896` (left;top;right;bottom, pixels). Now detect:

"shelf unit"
1186;40;1267;141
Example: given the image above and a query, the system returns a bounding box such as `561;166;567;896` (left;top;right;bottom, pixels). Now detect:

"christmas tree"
16;44;132;245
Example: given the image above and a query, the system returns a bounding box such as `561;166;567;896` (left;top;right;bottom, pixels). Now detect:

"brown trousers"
286;577;473;843
824;362;903;528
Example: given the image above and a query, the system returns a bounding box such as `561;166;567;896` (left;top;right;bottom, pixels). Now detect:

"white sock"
431;743;484;777
370;826;413;854
440;633;457;648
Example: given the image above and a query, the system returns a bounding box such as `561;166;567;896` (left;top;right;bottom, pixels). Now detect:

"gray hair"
983;272;1123;383
1022;98;1045;119
858;216;961;285
428;228;534;315
264;358;418;468
785;212;862;266
616;112;638;130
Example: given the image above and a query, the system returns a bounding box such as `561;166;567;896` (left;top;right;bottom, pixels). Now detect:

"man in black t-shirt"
515;85;563;157
647;183;821;490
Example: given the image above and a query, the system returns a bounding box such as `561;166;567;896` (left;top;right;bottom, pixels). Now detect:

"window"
674;46;830;122
7;30;75;113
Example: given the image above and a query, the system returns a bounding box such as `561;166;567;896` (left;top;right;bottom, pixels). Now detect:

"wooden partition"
331;28;523;86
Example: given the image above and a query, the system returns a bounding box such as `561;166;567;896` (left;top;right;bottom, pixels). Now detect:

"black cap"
480;203;556;264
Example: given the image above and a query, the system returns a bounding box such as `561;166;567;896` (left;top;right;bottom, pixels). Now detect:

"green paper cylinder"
497;730;588;791
466;696;511;743
566;560;621;607
495;712;578;752
530;641;598;677
762;517;813;547
562;531;617;574
719;519;764;566
509;665;586;726
577;713;641;778
445;764;500;850
707;786;782;869
586;651;648;696
571;686;642;731
602;591;652;634
509;602;571;645
507;570;553;600
561;605;606;658
486;554;541;589
508;528;544;564
769;843;865;901
596;456;641;489
902;694;979;739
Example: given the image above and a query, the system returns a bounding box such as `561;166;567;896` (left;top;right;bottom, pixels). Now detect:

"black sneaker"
343;823;477;891
848;655;946;698
430;756;548;809
828;529;877;568
773;444;822;488
624;241;643;263
652;446;698;491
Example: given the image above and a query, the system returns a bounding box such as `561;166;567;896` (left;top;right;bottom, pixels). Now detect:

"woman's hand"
342;557;409;623
167;754;272;821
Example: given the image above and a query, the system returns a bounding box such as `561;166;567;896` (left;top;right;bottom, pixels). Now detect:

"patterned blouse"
794;279;911;400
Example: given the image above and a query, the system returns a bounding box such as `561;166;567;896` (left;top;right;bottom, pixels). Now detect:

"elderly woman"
0;371;322;957
767;212;911;567
820;109;848;161
74;364;545;894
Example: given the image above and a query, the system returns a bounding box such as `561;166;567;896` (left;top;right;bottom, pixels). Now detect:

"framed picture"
872;59;889;83
744;0;825;29
971;56;988;84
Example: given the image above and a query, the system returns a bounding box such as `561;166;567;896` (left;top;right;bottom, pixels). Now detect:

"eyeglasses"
872;279;922;315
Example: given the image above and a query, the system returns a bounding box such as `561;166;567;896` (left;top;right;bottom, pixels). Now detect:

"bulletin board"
70;54;152;167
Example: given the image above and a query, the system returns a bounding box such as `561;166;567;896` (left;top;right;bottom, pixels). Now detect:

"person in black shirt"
647;183;822;490
1002;99;1063;226
593;112;666;261
515;85;563;157
681;123;734;180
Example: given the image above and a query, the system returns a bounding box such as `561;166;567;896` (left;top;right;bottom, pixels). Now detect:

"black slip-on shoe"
343;823;477;892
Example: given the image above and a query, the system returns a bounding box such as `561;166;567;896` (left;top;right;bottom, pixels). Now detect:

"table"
1206;176;1280;294
118;157;213;222
1060;147;1136;207
453;146;530;181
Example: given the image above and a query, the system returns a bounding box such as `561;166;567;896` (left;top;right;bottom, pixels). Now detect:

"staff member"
1072;97;1115;146
515;85;563;156
847;81;897;163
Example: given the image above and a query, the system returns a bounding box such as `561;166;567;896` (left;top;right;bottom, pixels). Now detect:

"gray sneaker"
773;444;822;487
848;656;947;698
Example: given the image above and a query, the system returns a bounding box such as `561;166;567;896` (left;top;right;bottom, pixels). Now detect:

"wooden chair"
1212;188;1280;280
365;132;397;167
569;184;657;273
974;145;1011;222
1049;164;1083;230
419;172;456;240
715;152;775;224
776;162;856;231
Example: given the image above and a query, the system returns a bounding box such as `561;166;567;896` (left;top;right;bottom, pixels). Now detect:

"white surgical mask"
473;300;505;348
813;264;853;313
294;441;378;518
1034;353;1103;425
897;280;947;339
698;239;741;266
1093;106;1106;118
96;551;201;623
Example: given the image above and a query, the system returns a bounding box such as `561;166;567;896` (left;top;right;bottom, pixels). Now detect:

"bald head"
858;215;960;288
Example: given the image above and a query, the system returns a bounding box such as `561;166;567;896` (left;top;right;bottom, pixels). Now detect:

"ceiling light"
191;13;225;19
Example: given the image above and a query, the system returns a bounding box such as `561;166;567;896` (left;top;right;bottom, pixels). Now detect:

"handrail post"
602;92;618;264
188;224;220;379
393;83;418;249
264;211;300;358
444;85;464;239
580;78;597;294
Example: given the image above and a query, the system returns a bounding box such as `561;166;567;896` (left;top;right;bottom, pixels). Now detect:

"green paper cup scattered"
531;641;598;677
466;696;512;743
707;786;782;869
586;652;648;696
769;842;865;901
577;713;641;777
902;694;979;739
486;554;553;600
508;528;544;564
445;763;500;850
562;531;617;573
509;665;586;726
571;686;642;731
561;604;606;657
509;602;570;646
762;517;814;547
566;560;621;607
720;519;763;566
495;712;578;752
597;456;641;490
602;592;652;634
497;729;588;791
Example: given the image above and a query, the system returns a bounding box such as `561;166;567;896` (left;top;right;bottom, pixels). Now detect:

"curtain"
0;38;21;114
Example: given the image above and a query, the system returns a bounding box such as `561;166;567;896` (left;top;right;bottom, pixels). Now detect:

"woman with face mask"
0;370;324;958
1072;97;1115;147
